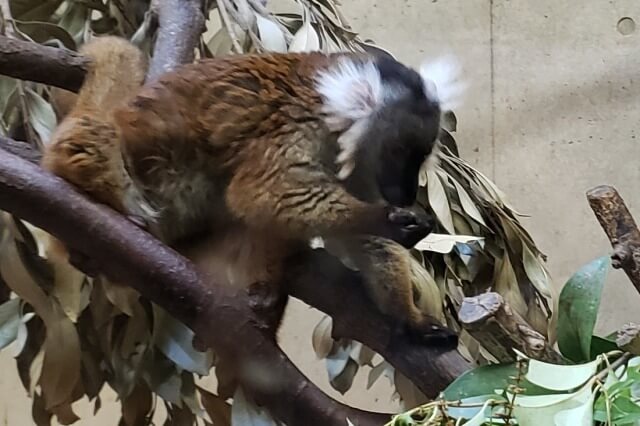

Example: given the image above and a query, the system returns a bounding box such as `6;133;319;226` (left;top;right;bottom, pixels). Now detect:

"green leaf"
510;383;596;426
557;256;610;362
14;20;77;49
590;335;619;359
525;356;601;391
443;363;551;400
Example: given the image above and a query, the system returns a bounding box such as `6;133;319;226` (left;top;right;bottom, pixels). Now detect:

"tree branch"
0;136;41;165
146;0;205;81
286;250;471;398
0;146;389;426
587;185;640;293
0;35;88;92
458;292;564;364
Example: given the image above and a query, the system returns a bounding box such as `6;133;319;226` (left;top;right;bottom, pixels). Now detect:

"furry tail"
73;36;148;114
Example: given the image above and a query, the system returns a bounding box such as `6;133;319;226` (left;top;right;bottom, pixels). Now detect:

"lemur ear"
316;58;384;123
316;58;386;180
419;55;467;112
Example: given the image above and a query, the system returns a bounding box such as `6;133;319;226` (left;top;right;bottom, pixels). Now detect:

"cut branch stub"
617;323;640;355
587;185;640;293
459;292;565;364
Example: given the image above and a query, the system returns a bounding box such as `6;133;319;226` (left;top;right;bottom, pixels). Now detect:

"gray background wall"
2;0;640;423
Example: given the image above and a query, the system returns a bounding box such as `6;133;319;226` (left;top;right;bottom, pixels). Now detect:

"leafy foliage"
388;255;640;426
0;0;556;424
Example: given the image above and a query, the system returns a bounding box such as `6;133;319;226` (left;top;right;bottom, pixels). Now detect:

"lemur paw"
386;207;434;248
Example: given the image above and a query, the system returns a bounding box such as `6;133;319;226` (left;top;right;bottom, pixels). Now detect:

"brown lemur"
42;36;465;345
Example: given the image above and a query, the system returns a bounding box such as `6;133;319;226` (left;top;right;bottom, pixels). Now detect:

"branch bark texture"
147;0;205;81
0;35;88;92
587;185;640;293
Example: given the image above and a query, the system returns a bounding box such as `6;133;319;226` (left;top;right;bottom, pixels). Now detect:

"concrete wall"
2;0;640;423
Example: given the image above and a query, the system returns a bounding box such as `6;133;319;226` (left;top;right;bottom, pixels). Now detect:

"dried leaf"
426;169;455;234
40;303;82;410
255;14;287;52
24;88;57;143
145;355;182;405
493;252;528;318
393;370;428;409
152;305;212;375
32;391;52;426
522;244;552;298
231;387;280;426
50;403;80;425
350;341;376;367
0;76;17;113
198;386;231;426
325;342;351;382
121;383;153;426
451;179;487;227
14;20;76;49
311;314;333;359
416;233;483;254
329;358;358;394
57;3;89;43
207;27;233;56
0;297;22;350
441;110;457;132
367;360;393;390
288;12;320;52
181;373;207;419
49;259;86;322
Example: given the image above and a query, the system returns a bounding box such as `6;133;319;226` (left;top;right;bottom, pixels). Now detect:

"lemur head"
316;52;466;207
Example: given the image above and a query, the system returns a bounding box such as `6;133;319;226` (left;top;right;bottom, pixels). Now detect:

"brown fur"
41;36;449;339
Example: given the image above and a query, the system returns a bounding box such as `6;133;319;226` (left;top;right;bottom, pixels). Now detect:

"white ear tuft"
335;118;370;180
315;58;384;122
316;58;385;180
419;55;468;112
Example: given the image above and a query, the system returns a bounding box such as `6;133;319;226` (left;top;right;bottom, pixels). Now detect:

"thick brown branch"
0;35;88;92
587;185;640;293
286;250;471;398
458;292;565;364
146;0;205;81
0;147;388;426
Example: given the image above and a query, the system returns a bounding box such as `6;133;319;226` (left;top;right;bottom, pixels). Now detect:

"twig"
217;0;244;54
587;185;640;294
